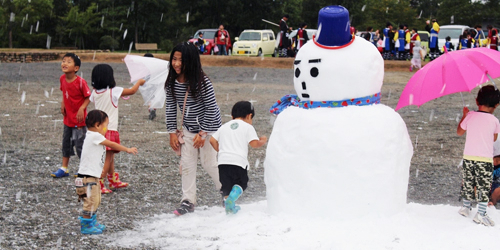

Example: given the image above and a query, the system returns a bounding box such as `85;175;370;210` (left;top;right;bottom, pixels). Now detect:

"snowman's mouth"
302;93;309;98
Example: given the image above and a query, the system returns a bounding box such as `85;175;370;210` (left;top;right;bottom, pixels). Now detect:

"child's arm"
100;139;138;154
209;137;219;152
60;97;66;116
76;97;90;123
121;79;146;96
495;133;498;142
457;107;469;136
249;136;268;148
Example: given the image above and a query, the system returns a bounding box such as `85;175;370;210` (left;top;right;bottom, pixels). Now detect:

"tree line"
1;0;499;51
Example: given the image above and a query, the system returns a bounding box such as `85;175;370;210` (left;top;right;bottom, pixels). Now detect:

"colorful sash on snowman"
269;92;381;115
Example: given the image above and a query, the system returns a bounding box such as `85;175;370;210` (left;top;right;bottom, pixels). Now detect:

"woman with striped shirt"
165;43;222;216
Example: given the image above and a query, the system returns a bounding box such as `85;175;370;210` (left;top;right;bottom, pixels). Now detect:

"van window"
263;33;269;40
268;33;275;40
419;33;429;42
438;28;463;40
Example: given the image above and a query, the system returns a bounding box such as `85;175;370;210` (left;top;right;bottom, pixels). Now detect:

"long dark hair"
165;42;205;100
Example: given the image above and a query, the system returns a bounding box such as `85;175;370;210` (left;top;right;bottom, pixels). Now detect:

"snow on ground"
107;200;500;250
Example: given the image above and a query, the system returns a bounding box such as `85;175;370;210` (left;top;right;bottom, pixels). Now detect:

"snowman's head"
294;6;384;102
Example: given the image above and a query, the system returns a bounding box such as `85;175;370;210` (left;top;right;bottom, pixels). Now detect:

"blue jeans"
217;44;227;55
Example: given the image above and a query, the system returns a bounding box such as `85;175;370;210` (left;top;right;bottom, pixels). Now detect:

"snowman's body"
265;11;413;219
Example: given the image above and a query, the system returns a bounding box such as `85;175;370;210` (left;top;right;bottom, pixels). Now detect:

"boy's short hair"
86;110;108;128
63;53;81;70
446;36;451;41
477;85;500;108
232;101;255;119
143;53;154;58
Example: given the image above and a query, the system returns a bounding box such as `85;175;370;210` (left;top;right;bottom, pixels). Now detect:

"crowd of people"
361;20;499;64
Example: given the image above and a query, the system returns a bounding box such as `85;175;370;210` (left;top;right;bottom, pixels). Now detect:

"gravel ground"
0;61;484;249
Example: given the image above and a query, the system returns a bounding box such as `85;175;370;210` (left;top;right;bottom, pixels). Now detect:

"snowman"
265;6;413;219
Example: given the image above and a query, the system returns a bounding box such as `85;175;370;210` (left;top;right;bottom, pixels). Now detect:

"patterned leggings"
461;159;493;202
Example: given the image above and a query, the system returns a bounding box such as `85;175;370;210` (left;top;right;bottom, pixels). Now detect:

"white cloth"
77;131;106;178
212;119;259;169
90;87;124;131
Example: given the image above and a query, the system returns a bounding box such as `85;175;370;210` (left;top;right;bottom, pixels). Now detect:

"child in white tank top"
89;64;145;194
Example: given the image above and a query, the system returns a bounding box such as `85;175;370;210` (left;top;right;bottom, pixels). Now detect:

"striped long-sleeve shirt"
165;75;222;134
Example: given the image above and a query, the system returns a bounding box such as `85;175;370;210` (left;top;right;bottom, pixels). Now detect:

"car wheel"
272;49;277;57
257;49;262;57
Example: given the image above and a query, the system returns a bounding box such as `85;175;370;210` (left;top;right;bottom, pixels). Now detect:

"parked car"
275;29;317;56
438;25;470;51
232;30;276;56
188;29;232;55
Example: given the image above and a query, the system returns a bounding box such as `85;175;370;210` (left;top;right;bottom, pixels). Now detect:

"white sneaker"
458;206;471;217
473;212;495;226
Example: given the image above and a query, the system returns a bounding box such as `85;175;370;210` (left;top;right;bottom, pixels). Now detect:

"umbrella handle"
486;73;498;90
460;92;465;107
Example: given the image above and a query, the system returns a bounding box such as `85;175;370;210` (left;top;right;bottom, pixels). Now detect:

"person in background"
279;14;291;57
143;53;158;120
490;29;498;51
394;24;406;60
410;28;421;57
426;19;440;60
214;24;229;56
372;29;380;47
410;40;424;72
195;32;207;54
404;24;411;60
295;23;309;51
474;25;485;48
487;24;498;48
362;26;373;43
383;22;393;60
445;36;454;51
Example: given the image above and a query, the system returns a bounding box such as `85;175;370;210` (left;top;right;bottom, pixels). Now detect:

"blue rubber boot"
225;185;243;214
78;216;102;234
91;214;106;231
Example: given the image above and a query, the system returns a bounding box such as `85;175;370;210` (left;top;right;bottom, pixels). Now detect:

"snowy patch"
107;201;500;250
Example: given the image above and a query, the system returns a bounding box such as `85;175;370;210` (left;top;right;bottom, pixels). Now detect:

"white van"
438;25;470;50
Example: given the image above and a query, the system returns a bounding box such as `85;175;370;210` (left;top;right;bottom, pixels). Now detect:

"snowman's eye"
310;67;319;77
295;68;301;78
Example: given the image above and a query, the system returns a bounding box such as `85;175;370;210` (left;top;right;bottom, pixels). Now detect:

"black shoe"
173;200;195;216
149;109;156;120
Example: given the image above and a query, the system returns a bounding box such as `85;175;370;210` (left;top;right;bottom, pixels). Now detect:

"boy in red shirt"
51;53;91;178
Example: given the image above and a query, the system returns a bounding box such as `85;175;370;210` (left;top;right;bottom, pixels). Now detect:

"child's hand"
76;108;85;123
260;136;268;144
126;147;138;155
462;107;469;117
138;79;146;86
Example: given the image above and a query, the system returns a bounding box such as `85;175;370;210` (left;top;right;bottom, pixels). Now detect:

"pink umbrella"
396;47;500;110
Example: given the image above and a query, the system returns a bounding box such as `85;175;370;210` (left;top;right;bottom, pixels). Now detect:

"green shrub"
99;35;119;51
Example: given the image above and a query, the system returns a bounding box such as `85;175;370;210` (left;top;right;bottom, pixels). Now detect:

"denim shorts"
62;125;87;158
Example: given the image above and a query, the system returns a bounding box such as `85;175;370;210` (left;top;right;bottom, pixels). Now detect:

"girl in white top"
89;64;145;194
